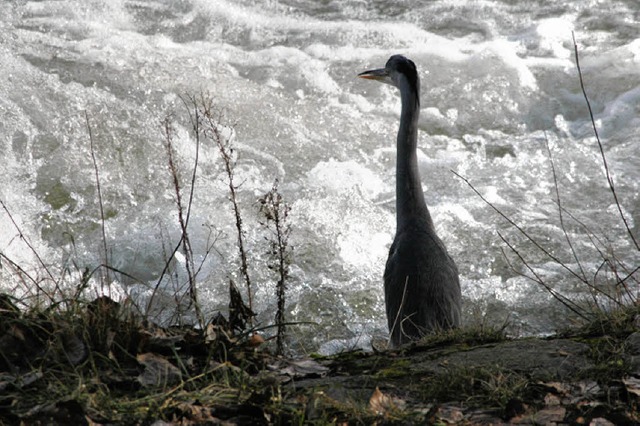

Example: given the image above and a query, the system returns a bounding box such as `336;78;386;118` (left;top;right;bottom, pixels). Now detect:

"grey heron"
359;55;462;347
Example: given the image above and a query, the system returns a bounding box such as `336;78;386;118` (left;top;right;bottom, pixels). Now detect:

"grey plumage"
359;55;461;347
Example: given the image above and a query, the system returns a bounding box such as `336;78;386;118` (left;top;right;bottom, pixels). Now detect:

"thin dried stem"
543;132;587;282
200;101;254;324
259;179;292;355
148;116;203;328
572;32;639;251
452;171;587;285
0;199;56;301
0;252;44;297
167;117;202;327
497;232;589;320
85;111;111;293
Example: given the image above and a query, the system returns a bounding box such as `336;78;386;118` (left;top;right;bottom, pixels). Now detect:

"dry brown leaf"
622;376;640;397
531;406;566;424
369;387;393;415
247;333;265;347
205;323;217;343
539;381;569;394
544;392;561;406
279;359;330;379
434;405;465;424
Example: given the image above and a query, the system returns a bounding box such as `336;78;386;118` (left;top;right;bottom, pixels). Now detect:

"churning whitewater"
0;0;638;353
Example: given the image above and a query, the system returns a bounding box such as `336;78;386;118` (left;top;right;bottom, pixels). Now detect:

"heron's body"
359;55;461;347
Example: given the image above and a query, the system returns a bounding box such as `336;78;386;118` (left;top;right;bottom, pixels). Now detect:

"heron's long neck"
396;77;433;231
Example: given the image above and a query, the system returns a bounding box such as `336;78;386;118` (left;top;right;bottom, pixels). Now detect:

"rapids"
1;0;638;353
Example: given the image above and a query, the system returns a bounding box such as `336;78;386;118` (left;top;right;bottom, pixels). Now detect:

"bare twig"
454;171;625;310
388;276;410;347
497;232;589;320
180;96;220;284
555;204;637;295
148;229;183;315
0;199;56;301
543;132;587;282
452;171;588;285
85;111;111;293
147;98;220;327
163;117;203;327
572;32;639;251
450;35;639;327
259;179;292;355
0;252;47;297
179;95;202;237
200;100;254;325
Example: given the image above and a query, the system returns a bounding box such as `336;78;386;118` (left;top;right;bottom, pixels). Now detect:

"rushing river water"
1;0;639;353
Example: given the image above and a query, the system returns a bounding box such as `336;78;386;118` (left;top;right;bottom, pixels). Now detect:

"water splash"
1;0;638;352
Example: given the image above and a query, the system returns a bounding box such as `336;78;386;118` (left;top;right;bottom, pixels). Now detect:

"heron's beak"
358;68;389;81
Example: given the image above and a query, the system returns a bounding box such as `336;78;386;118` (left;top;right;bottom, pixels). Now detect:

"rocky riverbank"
0;295;638;424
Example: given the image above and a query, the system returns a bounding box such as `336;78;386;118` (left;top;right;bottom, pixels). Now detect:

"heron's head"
358;55;418;90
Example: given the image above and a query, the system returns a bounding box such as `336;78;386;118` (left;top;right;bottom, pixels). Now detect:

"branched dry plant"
197;96;256;327
571;33;639;253
454;36;639;323
259;179;292;355
146;113;204;328
1;91;298;355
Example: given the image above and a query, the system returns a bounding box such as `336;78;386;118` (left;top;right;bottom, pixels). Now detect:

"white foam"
2;0;638;349
536;17;575;59
339;226;390;273
306;159;388;199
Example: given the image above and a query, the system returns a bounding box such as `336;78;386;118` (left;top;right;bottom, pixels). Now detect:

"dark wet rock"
426;338;593;380
137;352;182;388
